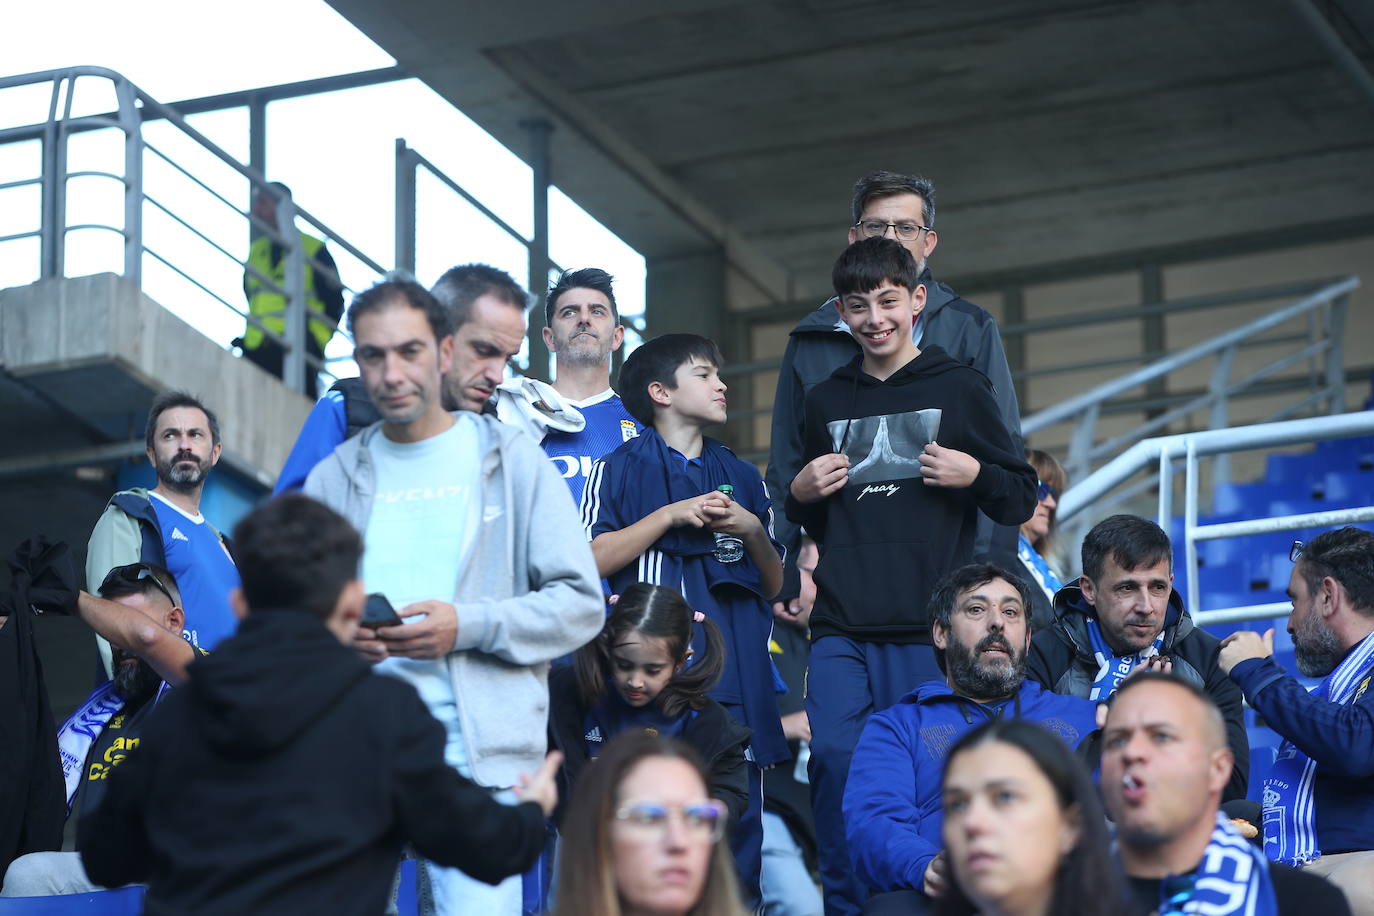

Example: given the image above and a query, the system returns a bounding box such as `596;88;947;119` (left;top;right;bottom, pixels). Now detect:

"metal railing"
1055;410;1374;625
0;66;388;393
1021;276;1358;486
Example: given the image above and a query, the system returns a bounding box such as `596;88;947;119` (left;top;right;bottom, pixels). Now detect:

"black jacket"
1127;861;1351;916
78;611;545;915
764;274;1024;602
1026;585;1250;802
547;665;751;827
784;347;1036;643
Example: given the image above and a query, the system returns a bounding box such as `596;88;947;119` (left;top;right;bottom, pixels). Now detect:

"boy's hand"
662;493;730;529
703;497;762;536
920;443;980;489
515;751;563;818
791;453;849;503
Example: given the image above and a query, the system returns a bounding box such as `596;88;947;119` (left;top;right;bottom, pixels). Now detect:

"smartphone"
361;593;402;629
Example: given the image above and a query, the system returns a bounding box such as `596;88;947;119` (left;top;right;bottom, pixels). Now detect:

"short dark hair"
937;720;1122;916
1081;514;1173;582
545;267;619;327
346;279;451;345
146;391;220;450
832;237;922;298
1298;527;1374;614
430;264;529;330
98;561;182;608
851;170;936;227
231;494;362;620
617;333;724;427
929;562;1034;631
1107;671;1227;750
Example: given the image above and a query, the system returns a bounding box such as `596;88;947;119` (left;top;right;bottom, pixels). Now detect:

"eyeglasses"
1290;541;1305;563
100;563;175;606
853;219;932;242
1036;480;1059;502
614;800;726;842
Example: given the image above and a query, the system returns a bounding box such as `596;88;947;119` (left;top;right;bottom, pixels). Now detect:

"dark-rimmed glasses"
1290;541;1305;563
1036;480;1059;502
853;219;931;242
100;563;175;606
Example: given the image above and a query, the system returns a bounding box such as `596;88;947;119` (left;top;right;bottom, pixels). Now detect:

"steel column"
523;118;553;380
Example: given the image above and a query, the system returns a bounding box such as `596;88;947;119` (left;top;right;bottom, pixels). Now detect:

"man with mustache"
1;562;198;897
86;392;240;663
1219;527;1374;916
1026;513;1249;801
842;563;1096;913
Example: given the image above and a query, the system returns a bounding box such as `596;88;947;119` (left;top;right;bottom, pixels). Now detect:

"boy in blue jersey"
580;333;784;906
534;268;639;499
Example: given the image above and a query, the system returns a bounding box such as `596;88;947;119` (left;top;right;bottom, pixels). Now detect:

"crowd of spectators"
1;169;1371;916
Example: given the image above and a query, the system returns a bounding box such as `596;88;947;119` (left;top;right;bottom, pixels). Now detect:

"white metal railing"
1022;275;1358;488
0;66;388;392
1055;410;1374;625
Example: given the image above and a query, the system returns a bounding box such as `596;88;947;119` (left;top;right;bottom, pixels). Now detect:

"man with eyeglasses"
86;391;240;667
1101;671;1349;916
1;562;200;898
1219;527;1374;916
766;171;1024;631
1025;514;1250;803
842;563;1095;914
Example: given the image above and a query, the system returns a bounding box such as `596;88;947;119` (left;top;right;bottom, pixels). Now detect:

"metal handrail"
0;66;389;390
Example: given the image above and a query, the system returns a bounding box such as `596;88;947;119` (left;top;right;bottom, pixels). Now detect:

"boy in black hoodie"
78;494;559;916
784;237;1035;915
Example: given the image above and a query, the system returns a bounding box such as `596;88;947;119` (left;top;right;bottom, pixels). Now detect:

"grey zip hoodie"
305;412;604;788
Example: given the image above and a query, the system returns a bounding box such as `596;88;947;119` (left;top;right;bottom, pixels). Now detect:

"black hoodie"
785;346;1036;643
78;610;545;915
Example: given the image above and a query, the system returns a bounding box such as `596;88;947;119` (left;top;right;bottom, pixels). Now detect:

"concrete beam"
0;273;311;488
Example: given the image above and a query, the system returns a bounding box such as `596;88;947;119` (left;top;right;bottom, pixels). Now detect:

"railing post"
281;193;307;395
1068;403;1099;485
1185;437;1201;615
1326;294;1348;415
1209;345;1236;489
523;118;553;381
113;76;143;285
395;138;417;276
1156;446;1173;530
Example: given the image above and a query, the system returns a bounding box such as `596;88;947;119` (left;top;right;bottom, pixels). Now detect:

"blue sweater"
842;678;1096;894
1231;656;1374;855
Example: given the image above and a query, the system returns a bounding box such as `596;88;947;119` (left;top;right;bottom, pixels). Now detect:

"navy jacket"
1231;654;1374;855
842;678;1096;894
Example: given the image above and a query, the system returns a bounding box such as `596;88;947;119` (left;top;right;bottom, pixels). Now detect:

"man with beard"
1;562;199;897
1219;527;1374;916
1101;672;1350;916
520;267;639;500
841;563;1095;913
1026;514;1249;801
87;392;240;663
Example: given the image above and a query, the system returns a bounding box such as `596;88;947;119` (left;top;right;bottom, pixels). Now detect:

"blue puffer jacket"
1231;655;1374;856
842;678;1096;894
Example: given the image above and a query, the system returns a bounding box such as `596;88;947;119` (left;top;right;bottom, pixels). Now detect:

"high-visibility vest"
242;233;336;351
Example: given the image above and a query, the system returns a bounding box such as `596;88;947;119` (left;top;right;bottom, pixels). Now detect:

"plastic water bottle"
712;484;745;563
793;740;811;784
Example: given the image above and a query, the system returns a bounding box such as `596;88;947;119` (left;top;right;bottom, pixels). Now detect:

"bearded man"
841;563;1096;913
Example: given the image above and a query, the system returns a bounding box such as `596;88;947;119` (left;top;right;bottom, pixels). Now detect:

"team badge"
620;419;639;442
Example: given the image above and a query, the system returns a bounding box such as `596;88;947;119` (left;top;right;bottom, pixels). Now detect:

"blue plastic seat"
0;886;145;914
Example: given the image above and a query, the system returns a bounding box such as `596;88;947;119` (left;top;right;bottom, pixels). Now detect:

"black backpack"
329;377;382;440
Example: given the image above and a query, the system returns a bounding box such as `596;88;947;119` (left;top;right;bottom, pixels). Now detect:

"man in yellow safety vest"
239;182;344;397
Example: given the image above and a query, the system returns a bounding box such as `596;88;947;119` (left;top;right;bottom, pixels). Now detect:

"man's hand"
702;497;763;537
661;493;730;529
351;628;389;664
920;443;980;489
515;751;563;818
375;601;459;660
791;453;849;503
923;850;950;898
773;599;802;624
781;710;812;743
1218;628;1275;675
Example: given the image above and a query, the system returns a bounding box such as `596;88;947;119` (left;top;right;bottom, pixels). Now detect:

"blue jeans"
761;811;823;916
805;637;941;916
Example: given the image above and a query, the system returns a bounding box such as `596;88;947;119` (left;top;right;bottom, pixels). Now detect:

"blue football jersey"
542;390;640;501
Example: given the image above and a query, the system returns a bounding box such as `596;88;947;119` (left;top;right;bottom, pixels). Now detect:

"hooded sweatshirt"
78;611;545;916
784;346;1036;643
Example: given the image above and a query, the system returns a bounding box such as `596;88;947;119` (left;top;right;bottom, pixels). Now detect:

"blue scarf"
1017;534;1063;604
1084;616;1164;702
1153;814;1278;916
56;682;125;810
1263;629;1374;866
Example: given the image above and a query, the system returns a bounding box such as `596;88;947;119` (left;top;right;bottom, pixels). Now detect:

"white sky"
0;0;646;376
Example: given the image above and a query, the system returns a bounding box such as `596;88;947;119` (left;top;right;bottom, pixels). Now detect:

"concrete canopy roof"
324;0;1374;301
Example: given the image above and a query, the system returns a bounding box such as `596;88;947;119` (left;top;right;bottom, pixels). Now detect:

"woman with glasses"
1017;450;1069;632
936;719;1124;916
553;732;748;916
